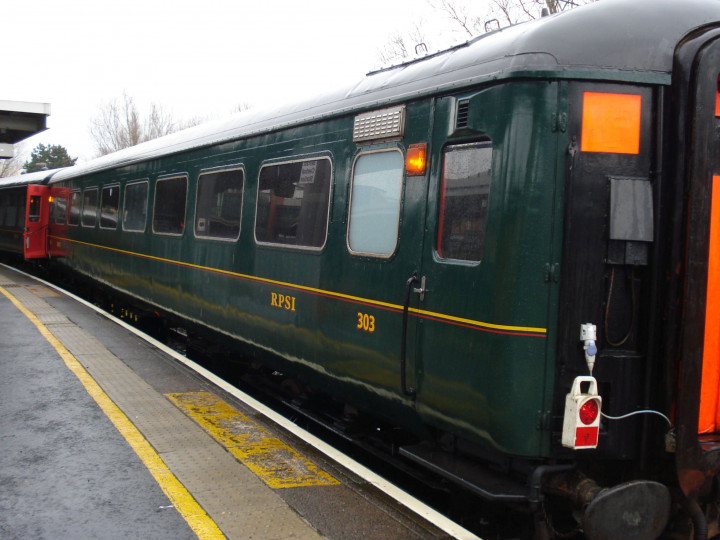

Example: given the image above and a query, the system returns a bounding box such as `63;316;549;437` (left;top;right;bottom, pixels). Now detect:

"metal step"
399;442;530;502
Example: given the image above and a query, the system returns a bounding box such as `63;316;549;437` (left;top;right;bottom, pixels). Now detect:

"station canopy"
0;100;51;159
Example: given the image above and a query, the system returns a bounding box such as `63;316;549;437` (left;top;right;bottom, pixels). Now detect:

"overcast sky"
5;0;479;163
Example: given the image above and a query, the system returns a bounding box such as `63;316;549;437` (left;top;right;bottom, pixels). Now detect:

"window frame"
122;180;149;233
81;187;99;228
193;165;245;242
346;148;405;259
254;156;333;251
152;174;188;237
99;184;121;230
436;140;494;264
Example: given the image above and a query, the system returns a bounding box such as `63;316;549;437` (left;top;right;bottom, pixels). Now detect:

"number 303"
357;312;375;333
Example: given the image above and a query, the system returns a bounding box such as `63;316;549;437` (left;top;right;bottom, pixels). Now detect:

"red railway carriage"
0;169;65;259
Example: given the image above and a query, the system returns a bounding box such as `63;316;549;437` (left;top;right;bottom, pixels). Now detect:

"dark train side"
3;0;720;537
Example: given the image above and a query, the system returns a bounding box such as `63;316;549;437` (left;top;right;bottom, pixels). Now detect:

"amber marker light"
406;143;427;176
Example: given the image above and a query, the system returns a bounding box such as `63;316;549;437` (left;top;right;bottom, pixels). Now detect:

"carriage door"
409;82;563;455
24;184;50;259
674;28;720;499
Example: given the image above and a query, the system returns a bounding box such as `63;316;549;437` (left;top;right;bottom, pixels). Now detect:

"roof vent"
353;105;405;143
456;100;470;129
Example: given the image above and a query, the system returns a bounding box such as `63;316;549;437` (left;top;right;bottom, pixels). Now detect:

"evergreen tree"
23;143;77;172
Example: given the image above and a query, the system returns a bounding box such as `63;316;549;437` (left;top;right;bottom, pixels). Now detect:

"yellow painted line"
0;285;225;540
52;235;547;336
166;392;339;489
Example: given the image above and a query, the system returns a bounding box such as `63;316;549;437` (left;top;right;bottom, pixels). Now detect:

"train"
3;0;720;537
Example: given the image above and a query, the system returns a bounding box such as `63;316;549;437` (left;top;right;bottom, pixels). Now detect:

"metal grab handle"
400;271;418;398
24;224;49;235
413;275;426;301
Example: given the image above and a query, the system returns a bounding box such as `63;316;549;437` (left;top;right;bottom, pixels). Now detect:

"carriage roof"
50;0;720;183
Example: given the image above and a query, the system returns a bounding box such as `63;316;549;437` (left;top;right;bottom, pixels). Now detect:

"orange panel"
715;74;720;117
699;175;720;434
580;92;642;154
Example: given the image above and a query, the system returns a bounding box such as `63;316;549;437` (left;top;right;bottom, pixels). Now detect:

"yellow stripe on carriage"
52;235;547;337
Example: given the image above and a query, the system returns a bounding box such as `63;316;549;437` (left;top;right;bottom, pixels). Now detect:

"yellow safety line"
166;392;339;489
51;235;547;336
0;285;225;540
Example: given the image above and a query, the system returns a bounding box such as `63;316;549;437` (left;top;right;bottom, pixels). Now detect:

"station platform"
0;264;464;540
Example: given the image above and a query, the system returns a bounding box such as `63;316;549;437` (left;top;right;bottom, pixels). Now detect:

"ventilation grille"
353;105;405;143
456;99;470;129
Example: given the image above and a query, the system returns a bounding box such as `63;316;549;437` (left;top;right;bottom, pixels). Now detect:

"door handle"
413;275;427;301
400;272;419;398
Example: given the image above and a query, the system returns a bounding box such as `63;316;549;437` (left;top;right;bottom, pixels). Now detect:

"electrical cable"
604;266;636;347
601;409;672;426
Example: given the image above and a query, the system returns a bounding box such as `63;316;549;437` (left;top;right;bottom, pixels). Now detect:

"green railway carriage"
49;86;560;456
3;0;720;536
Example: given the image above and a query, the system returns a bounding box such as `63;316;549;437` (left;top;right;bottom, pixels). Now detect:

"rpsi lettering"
271;292;296;312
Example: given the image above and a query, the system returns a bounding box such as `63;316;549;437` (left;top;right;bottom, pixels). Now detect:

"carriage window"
153;176;187;235
0;198;9;226
255;158;331;248
28;195;41;223
51;195;68;225
100;185;120;229
195;168;244;240
123;181;148;232
5;193;22;227
437;142;493;261
68;191;81;226
16;193;25;227
347;150;404;256
81;188;98;227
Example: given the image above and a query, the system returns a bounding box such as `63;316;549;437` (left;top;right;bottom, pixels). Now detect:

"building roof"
0;100;51;159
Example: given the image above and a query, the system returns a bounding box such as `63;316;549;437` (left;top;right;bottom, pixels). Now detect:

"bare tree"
89;91;202;157
488;0;533;26
486;0;595;25
378;23;429;65
90;92;142;156
144;102;177;143
428;0;483;36
377;23;431;65
0;142;29;178
0;155;23;178
545;0;593;14
234;102;253;114
379;0;597;64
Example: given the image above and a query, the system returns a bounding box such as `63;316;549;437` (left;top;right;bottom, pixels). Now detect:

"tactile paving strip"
167;392;339;489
